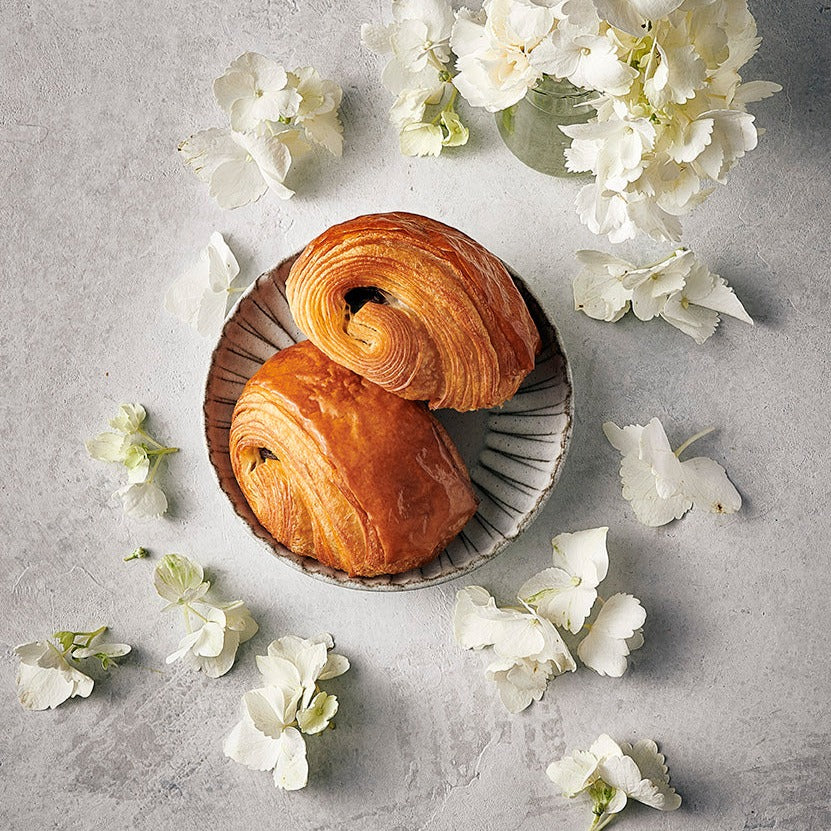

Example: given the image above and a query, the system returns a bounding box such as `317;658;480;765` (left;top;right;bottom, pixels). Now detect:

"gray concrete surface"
1;1;829;829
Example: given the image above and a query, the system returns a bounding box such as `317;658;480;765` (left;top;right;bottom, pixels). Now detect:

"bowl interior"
203;254;573;591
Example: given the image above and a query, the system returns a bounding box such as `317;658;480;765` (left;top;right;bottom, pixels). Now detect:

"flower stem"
589;813;617;831
146;446;178;458
124;546;148;562
146;455;164;485
674;427;715;458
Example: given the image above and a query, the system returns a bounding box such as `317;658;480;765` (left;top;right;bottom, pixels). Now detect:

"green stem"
146;454;164;485
674;427;715;459
590;813;617;831
146;446;178;458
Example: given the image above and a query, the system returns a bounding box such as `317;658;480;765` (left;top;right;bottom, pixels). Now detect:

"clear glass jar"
495;76;595;177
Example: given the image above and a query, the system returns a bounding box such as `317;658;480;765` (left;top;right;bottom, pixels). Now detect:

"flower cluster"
165;232;243;336
154;554;257;678
605;417;741;526
224;633;350;790
86;403;178;518
454;528;645;713
547;734;681;830
180;53;343;208
361;0;469;156
573;247;752;343
559;1;780;241
365;1;778;239
14;626;131;710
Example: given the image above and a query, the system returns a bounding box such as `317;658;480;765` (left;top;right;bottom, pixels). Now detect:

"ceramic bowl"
203;253;573;591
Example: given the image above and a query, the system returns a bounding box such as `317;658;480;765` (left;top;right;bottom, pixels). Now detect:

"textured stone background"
1;1;829;829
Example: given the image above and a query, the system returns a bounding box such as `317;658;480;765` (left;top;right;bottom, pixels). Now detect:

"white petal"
693;275;752;324
732;80;781;106
578;593;646;677
256;654;302;692
660;293;720;344
205;232;239;292
619;453;691;526
244;686;298;734
319;653;350;680
553;527;609;585
680;456;742;515
297;692;338;734
109;403;146;433
85;432;129;463
224;713;282;771
518;567;592;633
73;642;131;659
399;122;443;157
115;482;167;518
597;754;645;797
546;750;601;797
233;131;294;200
272;727;308;790
602;421;643;456
622;739;682;810
197;630;241;678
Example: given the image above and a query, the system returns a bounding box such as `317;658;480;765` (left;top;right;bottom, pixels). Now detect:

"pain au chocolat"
285;212;541;411
229;341;477;577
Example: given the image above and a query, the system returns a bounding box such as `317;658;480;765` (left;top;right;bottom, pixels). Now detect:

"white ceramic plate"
203;253;573;591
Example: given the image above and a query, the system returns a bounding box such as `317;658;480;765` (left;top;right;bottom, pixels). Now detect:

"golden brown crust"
285;212;541;411
229;341;478;577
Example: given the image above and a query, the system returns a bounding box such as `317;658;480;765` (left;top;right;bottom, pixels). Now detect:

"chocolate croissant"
285;212;541;411
229;341;478;577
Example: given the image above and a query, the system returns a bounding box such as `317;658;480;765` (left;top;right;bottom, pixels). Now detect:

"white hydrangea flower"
213;52;302;132
362;0;453;92
553;2;779;241
533;28;637;96
572;250;633;322
224;634;349;790
182;53;343;205
224;686;309;791
287;66;344;156
14;641;94;711
165;232;241;336
518;527;609;633
153;553;210;607
296;691;339;734
547;734;681;828
363;0;469;156
87;404;177;519
155;554;257;678
257;633;350;709
573;248;752;342
15;626;131;710
450;5;547;112
179;127;294;209
166;602;258;678
604;417;742;527
454;586;576;713
577;593;645;676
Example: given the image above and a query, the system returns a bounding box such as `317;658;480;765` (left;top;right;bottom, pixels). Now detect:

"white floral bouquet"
364;0;779;242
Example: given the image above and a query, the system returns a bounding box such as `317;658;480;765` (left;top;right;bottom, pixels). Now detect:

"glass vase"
495;76;595;177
